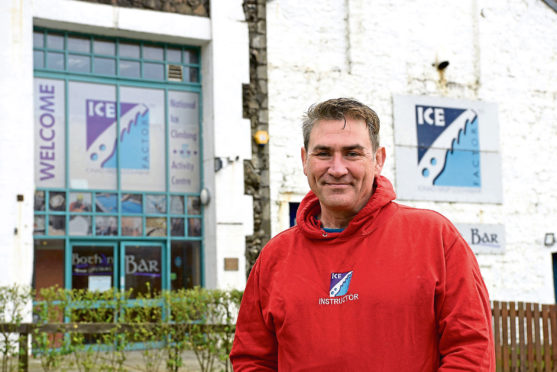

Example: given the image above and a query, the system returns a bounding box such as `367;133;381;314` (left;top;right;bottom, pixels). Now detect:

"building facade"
267;0;557;303
1;0;557;304
1;0;253;296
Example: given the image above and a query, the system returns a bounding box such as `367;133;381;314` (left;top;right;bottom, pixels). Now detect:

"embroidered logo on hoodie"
318;271;359;305
329;271;353;297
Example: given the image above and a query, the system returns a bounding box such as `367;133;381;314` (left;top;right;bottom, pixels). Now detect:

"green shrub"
32;286;70;372
0;285;32;372
1;285;242;372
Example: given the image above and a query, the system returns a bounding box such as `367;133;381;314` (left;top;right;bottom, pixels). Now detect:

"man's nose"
327;153;348;178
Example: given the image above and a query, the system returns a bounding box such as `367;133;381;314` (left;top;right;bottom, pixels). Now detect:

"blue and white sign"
393;95;502;203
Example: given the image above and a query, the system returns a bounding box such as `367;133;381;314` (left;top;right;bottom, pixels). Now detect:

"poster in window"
122;217;142;236
49;192;66;211
69;192;92;212
170;195;184;214
69;81;117;189
95;193;117;213
171;218;185;236
68;83;166;191
88;276;112;292
96;216;117;236
145;194;166;214
34;78;65;188
69;215;92;236
121;194;143;214
146;217;166;237
34;190;46;211
119;86;165;192
48;216;65;235
168;91;200;193
34;216;45;235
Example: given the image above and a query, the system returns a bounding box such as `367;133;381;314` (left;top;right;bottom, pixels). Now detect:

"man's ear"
301;146;308;176
374;147;386;175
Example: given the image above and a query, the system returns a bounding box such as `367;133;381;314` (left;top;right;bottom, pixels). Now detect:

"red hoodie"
230;176;495;371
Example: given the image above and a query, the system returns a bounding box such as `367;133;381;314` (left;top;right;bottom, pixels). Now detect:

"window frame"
32;28;205;291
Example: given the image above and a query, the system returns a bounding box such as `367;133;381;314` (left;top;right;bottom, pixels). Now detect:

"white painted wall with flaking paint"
266;0;557;303
0;0;34;287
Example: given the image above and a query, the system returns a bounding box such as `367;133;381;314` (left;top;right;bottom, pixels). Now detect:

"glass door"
70;242;117;291
70;241;165;295
120;242;164;298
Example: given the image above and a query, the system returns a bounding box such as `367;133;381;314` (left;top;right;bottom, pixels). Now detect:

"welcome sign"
34;78;65;188
393;95;502;203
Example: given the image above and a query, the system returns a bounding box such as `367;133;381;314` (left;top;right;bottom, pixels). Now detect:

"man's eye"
346;151;360;157
315;152;330;157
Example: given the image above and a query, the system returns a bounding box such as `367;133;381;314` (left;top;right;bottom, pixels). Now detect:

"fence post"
18;330;29;372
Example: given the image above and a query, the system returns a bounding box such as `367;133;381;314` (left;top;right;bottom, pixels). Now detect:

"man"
230;98;495;371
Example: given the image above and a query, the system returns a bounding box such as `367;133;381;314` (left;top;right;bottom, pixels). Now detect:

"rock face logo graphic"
86;99;150;170
329;271;353;298
416;105;481;188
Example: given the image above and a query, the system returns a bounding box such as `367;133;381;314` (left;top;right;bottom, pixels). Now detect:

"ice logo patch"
86;100;150;170
329;271;353;297
416;105;481;188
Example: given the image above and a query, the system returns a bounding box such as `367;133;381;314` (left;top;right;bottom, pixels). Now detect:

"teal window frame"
32;28;205;291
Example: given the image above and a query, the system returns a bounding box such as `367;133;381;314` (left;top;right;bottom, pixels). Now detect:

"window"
33;29;203;293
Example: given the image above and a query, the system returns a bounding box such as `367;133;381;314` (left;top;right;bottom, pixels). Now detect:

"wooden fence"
492;301;557;372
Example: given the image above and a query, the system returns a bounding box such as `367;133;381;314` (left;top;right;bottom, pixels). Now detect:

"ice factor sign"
85;99;150;170
168;91;200;193
416;105;480;188
393;95;502;203
34;79;65;188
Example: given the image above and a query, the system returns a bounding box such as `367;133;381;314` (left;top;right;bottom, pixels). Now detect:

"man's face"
301;118;385;219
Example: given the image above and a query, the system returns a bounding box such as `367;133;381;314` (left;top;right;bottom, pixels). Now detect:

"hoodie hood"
296;175;397;240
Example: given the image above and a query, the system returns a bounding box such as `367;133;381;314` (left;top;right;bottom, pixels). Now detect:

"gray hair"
302;98;380;151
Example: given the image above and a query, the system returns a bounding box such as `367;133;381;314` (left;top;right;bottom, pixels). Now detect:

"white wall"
0;0;34;287
267;0;557;303
208;0;252;290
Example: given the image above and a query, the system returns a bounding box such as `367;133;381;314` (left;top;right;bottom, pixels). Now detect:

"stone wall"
242;0;270;276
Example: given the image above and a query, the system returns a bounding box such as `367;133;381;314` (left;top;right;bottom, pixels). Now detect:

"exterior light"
254;130;269;145
214;157;223;172
200;188;211;206
437;61;450;71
